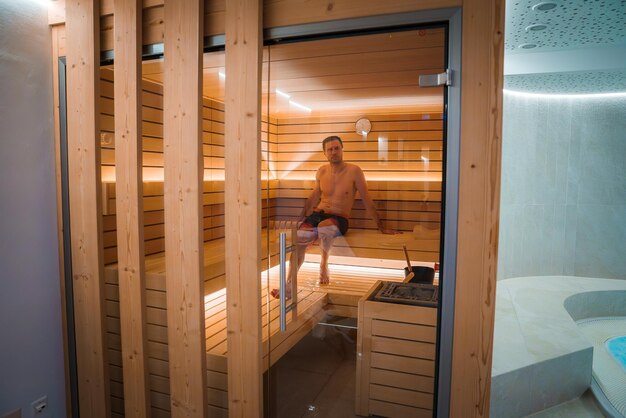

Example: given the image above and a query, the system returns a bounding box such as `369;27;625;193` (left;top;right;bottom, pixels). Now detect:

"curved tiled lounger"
490;276;626;418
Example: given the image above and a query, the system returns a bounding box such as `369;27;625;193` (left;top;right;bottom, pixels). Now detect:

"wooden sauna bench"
103;229;431;417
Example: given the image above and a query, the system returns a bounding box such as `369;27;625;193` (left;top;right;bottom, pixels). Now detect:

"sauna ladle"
403;244;415;281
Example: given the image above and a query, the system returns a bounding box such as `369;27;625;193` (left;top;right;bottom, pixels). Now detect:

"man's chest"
319;170;357;196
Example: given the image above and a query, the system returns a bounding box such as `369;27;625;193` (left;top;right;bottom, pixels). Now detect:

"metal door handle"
279;232;288;331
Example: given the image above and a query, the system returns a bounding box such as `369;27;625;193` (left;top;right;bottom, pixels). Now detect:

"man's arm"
354;167;401;235
300;172;322;220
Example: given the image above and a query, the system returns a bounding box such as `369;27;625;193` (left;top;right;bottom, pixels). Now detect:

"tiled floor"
265;322;361;418
526;390;604;418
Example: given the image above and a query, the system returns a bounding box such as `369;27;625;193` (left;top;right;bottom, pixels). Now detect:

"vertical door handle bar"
279;232;287;331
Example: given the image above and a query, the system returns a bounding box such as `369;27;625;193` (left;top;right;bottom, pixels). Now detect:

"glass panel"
263;26;447;417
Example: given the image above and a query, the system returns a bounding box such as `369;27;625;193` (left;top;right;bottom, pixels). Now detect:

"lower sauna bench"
104;229;429;417
356;281;438;418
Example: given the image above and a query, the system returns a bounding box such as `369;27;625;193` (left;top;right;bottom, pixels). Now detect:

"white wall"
498;92;626;280
0;1;67;417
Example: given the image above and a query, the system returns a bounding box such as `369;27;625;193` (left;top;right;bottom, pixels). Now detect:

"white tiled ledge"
491;276;626;418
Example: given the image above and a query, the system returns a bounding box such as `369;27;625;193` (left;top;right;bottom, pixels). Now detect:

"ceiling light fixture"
532;2;558;11
525;24;548;32
518;43;538;49
275;89;291;99
288;100;311;112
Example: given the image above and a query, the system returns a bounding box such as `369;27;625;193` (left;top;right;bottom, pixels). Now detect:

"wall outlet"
30;397;49;418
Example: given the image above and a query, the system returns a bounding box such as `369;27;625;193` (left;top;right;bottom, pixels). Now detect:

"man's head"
322;135;344;164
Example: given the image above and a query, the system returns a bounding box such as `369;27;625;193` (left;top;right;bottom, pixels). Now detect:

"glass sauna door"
261;27;447;417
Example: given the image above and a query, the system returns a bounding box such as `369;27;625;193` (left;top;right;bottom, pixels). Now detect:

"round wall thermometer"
355;118;371;135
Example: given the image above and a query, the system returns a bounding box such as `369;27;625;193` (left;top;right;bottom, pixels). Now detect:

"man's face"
324;140;343;164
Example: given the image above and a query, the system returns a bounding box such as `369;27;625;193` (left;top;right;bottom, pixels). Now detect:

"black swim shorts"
301;210;349;235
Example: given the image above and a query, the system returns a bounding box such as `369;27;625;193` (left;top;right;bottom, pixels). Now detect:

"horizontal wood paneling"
99;70;275;265
357;282;437;417
273;112;443;264
50;2;453;48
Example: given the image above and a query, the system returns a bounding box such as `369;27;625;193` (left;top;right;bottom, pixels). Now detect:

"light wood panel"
263;0;461;28
224;0;263;415
98;71;275;265
65;1;110;416
451;0;504;416
162;1;207;417
356;281;437;417
113;1;151;416
141;28;445;117
272;112;443;254
51;2;505;416
51;23;75;416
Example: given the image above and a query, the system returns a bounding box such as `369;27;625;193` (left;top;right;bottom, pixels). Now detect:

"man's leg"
271;224;317;298
317;219;341;285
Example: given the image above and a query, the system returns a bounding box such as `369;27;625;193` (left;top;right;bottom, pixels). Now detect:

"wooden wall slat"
263;0;461;28
272;112;444;240
113;0;151;416
162;1;207;417
224;0;263;416
65;0;110;416
451;0;505;416
51;23;75;416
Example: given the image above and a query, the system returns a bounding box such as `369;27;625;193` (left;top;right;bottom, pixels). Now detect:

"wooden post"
163;1;208;417
225;0;263;416
451;0;505;416
113;0;150;416
65;0;110;416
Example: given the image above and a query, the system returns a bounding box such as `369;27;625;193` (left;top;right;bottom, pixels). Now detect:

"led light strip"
504;89;626;99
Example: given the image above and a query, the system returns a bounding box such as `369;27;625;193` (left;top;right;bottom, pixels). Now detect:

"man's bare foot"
319;266;330;285
270;287;292;299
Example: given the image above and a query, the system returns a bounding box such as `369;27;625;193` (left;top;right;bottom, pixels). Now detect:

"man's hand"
380;228;402;235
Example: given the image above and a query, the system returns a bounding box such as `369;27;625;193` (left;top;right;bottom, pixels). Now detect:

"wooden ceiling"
142;27;445;118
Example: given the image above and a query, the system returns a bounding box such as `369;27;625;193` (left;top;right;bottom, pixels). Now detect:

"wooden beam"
163;1;207;417
264;0;461;28
450;0;505;416
65;1;110;416
224;0;263;416
51;24;74;417
113;1;150;416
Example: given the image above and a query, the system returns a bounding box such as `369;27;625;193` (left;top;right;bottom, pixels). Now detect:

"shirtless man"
272;135;399;298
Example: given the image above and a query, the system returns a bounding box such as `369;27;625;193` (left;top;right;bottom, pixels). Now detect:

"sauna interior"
101;26;445;417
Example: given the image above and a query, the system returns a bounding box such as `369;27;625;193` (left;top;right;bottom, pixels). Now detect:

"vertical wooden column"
65;1;110;416
163;1;207;417
224;0;263;416
451;0;505;416
113;1;150;417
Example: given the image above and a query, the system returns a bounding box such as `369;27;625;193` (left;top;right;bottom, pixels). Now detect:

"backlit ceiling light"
518;43;538;49
275;89;291;99
525;24;548;32
504;89;626;99
289;100;311;112
532;2;558;11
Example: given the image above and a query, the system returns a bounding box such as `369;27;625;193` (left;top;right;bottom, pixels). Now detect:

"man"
272;135;399;298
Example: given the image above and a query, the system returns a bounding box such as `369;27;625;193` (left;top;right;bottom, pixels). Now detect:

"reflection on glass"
263;27;446;417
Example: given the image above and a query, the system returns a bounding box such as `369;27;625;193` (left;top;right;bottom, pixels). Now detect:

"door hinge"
419;69;452;87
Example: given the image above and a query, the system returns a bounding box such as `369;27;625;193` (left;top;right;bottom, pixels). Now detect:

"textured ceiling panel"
504;69;626;93
505;0;626;53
